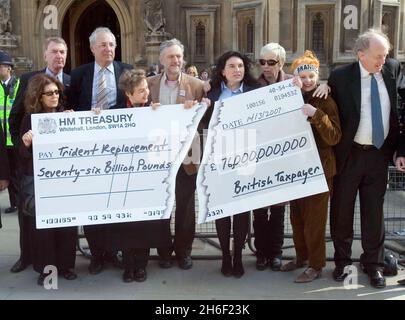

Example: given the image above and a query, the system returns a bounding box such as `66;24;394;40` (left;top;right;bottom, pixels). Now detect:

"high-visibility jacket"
0;76;20;147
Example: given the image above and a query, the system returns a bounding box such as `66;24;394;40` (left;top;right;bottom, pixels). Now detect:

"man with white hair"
329;29;404;288
68;27;132;111
147;38;204;270
67;27;133;275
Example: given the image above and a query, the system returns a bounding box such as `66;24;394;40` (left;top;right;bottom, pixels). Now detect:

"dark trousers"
158;165;196;259
6;148;18;207
122;248;149;270
215;212;249;259
16;158;31;265
330;147;387;272
28;216;77;274
253;205;285;259
84;224;117;261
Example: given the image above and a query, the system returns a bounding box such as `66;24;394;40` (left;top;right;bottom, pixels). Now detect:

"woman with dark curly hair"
202;51;258;278
20;73;77;286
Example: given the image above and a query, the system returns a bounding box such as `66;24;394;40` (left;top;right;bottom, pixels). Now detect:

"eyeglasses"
42;90;61;97
259;59;279;66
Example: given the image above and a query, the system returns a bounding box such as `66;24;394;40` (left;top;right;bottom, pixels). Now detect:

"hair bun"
303;50;317;60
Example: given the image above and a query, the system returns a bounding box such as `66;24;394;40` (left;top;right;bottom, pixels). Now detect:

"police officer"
0;51;19;214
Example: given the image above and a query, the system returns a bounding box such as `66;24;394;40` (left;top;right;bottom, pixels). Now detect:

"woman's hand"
313;83;330;99
396;157;405;172
184;100;198;109
292;75;302;89
151;102;161;110
0;179;9;191
201;97;211;108
302;104;317;117
22;130;33;148
63;109;74;113
203;80;211;93
91;107;102;115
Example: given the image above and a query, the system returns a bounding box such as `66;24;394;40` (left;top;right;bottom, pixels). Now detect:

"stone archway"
33;0;134;71
62;0;122;71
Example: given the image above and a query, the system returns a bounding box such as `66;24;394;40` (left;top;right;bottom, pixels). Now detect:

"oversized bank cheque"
32;104;207;229
197;79;329;223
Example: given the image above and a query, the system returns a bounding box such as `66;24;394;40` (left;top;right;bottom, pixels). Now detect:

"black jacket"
67;61;133;111
328;59;403;172
0;125;9;180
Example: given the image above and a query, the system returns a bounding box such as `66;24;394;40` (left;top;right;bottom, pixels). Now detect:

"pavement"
1;190;405;301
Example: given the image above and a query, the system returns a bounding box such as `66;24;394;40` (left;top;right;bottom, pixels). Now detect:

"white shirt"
1;76;10;86
354;61;390;145
91;63;116;108
45;68;63;83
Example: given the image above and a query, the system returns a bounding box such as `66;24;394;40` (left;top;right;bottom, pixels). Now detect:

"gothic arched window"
247;19;254;53
196;21;205;56
312;13;324;52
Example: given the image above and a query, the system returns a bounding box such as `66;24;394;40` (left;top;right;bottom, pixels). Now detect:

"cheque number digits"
207;209;224;218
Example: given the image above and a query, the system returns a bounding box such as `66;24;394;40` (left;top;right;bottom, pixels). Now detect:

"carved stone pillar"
144;0;171;65
0;0;18;49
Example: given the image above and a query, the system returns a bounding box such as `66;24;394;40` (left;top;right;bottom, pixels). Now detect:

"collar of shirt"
1;76;11;86
358;61;382;80
162;72;181;87
45;68;63;83
95;62;115;75
221;81;243;95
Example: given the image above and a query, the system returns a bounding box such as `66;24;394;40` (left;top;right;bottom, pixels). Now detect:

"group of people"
1;26;405;289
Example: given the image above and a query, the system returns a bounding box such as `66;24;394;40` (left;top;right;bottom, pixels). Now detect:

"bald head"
355;29;390;73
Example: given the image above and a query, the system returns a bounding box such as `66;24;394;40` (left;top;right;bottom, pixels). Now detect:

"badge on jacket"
179;89;186;97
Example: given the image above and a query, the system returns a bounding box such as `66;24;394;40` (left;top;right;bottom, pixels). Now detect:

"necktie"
370;74;384;149
96;68;108;109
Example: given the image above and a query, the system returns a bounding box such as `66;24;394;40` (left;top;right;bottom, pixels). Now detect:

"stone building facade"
1;0;404;78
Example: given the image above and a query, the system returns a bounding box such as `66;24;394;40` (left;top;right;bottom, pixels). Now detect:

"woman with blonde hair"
279;51;341;283
186;65;199;78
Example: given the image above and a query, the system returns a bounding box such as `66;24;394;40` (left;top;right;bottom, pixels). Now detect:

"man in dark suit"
0;124;10;228
147;39;204;270
67;27;132;275
67;27;132;111
329;29;404;289
393;65;405;287
8;36;70;273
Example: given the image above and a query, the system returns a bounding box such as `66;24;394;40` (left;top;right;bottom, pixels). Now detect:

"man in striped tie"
96;67;108;110
68;27;132;112
67;27;133;274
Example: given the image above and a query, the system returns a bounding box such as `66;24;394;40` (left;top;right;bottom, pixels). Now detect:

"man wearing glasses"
67;27;132;275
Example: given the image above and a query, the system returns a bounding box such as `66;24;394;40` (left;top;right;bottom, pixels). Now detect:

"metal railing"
77;166;405;257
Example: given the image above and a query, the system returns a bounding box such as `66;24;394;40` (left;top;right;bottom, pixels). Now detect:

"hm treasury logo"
38;118;58;134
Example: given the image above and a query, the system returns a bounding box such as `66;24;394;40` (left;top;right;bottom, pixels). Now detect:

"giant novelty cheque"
31;104;206;229
197;79;328;223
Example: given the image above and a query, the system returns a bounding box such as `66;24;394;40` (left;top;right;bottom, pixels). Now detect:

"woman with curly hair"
203;51;259;278
20;73;77;285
